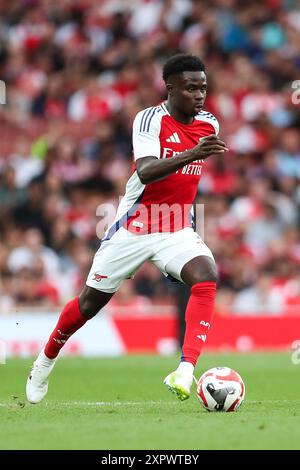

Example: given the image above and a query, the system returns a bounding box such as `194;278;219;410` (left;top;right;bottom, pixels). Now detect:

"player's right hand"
192;134;228;160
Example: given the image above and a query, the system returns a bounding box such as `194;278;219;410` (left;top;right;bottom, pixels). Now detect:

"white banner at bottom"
0;313;125;357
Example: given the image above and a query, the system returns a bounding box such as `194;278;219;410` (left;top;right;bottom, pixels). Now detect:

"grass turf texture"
0;353;299;450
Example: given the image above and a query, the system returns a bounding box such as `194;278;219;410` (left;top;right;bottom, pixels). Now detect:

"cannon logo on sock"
200;320;210;329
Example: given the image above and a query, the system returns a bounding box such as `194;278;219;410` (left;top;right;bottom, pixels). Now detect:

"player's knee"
78;286;110;318
185;271;218;287
190;259;218;285
181;256;218;286
78;295;99;318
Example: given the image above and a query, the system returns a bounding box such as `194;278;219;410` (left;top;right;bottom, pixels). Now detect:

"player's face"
168;71;207;117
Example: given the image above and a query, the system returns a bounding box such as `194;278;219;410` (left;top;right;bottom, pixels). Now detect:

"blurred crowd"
0;0;299;315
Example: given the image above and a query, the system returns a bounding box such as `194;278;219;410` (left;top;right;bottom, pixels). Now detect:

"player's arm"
132;109;228;185
136;134;228;185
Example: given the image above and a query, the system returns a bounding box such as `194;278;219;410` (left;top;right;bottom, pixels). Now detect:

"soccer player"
26;54;228;403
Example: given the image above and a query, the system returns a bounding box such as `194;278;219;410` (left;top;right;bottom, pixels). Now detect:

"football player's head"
163;54;207;117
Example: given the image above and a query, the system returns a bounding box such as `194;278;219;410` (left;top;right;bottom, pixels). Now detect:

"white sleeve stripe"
140;107;154;132
139;106;162;133
142;108;157;133
199;111;216;118
143;108;157;133
139;108;152;132
198;111;217;122
195;111;219;135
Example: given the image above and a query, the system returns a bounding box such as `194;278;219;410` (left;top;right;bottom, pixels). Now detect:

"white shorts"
86;227;214;293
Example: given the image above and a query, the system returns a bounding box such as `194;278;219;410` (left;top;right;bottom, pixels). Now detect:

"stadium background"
0;0;300;358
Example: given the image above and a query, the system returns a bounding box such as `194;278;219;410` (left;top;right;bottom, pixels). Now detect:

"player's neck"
165;101;194;125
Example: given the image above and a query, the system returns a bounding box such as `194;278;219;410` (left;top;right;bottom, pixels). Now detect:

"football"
197;367;245;412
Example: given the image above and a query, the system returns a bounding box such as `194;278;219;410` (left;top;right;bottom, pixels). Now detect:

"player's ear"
166;83;173;94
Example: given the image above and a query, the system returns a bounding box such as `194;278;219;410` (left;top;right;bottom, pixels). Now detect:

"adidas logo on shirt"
166;132;181;143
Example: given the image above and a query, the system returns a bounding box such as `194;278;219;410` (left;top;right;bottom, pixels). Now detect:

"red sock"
44;297;88;359
181;282;216;367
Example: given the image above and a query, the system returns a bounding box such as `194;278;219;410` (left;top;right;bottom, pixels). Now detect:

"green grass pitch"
0;353;299;450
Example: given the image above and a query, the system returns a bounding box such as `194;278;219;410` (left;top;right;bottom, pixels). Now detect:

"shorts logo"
93;273;108;282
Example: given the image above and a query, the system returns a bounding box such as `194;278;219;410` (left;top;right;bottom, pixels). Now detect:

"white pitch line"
1;399;300;408
62;399;300;406
0;400;172;407
247;400;300;404
60;401;167;406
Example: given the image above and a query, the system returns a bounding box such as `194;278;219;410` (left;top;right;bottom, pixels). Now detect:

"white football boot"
163;362;194;401
26;351;56;404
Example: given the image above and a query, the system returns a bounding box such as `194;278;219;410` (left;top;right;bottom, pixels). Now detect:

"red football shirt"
103;102;219;239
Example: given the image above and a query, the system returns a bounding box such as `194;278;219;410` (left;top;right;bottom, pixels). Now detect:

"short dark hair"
162;53;205;82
